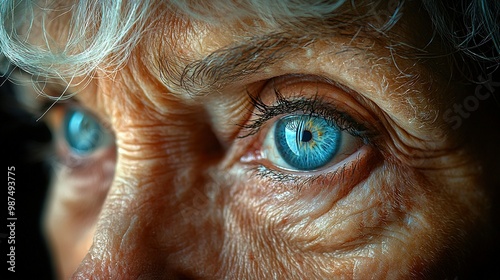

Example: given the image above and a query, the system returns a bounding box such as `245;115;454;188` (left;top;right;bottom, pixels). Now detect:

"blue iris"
63;108;105;155
274;115;341;170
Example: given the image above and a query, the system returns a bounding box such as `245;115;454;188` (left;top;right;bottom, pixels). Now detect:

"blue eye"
261;114;360;172
63;108;110;155
273;115;341;170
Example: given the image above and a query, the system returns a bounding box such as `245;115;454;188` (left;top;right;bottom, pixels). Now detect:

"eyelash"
40;99;114;168
241;86;371;141
240;84;376;188
253;151;367;188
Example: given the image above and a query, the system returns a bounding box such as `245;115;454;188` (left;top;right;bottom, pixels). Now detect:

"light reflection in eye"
261;113;361;172
272;114;341;170
63;107;112;155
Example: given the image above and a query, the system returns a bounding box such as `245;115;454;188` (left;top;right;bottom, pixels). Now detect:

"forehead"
135;1;438;92
17;0;436;81
13;0;455;134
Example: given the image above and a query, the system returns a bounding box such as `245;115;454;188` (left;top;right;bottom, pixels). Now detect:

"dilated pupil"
301;130;313;142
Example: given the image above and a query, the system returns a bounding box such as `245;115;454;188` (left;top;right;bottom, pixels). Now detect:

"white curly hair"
0;0;498;80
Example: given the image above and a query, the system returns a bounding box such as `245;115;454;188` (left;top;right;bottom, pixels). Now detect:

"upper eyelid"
45;100;114;140
241;84;373;142
66;104;114;135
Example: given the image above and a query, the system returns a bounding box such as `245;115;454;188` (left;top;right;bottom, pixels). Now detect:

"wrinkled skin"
26;2;500;279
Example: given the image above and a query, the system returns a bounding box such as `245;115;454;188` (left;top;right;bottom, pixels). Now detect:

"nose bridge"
72;116;225;278
71;161;176;278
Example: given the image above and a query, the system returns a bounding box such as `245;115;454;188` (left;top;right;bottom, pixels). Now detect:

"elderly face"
12;1;500;279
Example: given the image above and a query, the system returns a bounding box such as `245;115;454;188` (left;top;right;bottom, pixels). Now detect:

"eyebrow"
178;32;316;94
157;14;386;95
157;10;427;96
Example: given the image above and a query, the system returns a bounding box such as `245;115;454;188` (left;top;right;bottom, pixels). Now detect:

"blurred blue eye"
265;115;342;171
63;108;110;155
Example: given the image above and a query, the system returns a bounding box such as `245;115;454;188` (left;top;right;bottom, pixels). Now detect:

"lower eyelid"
50;146;115;218
264;142;373;176
43;104;115;166
247;145;381;200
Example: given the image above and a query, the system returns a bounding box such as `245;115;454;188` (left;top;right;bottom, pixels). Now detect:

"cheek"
222;160;488;278
78;167;230;278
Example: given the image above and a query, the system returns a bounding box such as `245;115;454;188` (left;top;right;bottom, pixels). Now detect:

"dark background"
0;77;55;279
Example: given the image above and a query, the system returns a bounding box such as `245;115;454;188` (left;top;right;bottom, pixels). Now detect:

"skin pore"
13;1;500;279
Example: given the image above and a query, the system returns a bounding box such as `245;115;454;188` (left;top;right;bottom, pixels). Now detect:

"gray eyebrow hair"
178;33;316;94
157;12;424;96
157;15;380;95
